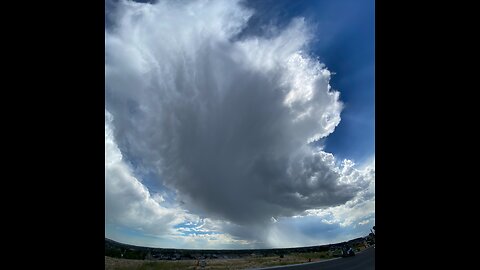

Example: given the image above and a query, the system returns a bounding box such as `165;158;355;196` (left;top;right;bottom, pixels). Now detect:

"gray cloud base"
106;0;370;229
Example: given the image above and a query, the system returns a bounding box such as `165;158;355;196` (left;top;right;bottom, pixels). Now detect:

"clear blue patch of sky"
174;221;221;236
174;222;195;229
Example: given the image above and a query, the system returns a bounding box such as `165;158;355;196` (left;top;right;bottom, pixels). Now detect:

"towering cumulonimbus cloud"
105;0;370;229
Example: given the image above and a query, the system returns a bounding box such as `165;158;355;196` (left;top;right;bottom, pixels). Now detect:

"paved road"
256;247;375;270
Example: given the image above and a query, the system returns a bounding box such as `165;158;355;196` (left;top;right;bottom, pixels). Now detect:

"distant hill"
105;236;368;260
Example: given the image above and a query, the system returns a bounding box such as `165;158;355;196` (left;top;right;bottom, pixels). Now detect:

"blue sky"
105;0;375;249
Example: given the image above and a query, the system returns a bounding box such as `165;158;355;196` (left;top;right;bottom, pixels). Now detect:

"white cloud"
221;158;375;247
106;110;181;234
105;0;374;248
358;219;370;225
106;110;253;248
304;158;375;228
151;193;165;204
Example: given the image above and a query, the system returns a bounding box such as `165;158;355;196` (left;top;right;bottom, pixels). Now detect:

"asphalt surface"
257;247;375;270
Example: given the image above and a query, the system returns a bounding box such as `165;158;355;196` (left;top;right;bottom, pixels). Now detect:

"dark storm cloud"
105;0;369;227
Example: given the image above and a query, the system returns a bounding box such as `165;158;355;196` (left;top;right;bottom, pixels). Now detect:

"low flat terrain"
105;246;373;270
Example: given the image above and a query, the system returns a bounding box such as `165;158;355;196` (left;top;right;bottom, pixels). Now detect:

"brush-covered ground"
105;246;369;270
